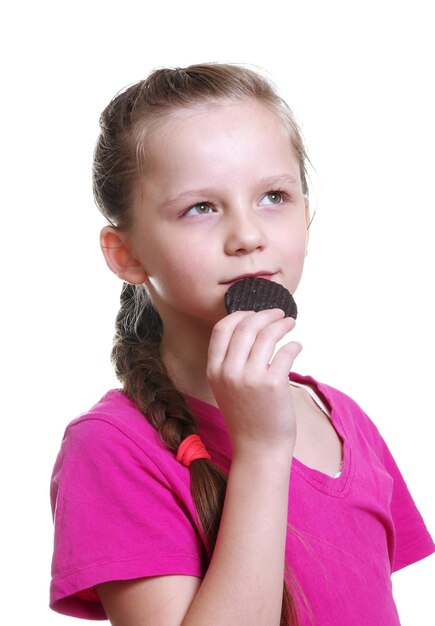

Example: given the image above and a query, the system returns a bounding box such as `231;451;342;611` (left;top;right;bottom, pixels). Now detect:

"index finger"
207;309;285;372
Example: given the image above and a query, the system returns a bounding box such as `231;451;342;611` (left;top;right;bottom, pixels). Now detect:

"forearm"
183;449;292;626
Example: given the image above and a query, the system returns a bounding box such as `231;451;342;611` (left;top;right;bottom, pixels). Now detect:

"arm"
97;309;300;626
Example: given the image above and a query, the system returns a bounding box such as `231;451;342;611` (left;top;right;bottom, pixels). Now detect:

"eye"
183;202;215;217
259;190;287;206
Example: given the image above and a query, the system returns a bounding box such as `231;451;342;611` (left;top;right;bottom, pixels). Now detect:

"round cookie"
224;277;297;319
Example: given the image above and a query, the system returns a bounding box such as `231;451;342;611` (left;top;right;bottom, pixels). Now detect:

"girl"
50;63;434;625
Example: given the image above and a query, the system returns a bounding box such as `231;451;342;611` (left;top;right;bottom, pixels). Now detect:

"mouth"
221;272;276;286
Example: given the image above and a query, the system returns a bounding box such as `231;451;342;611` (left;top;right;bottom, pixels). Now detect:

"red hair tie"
176;434;211;467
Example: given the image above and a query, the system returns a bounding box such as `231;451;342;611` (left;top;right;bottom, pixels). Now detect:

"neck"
160;318;218;407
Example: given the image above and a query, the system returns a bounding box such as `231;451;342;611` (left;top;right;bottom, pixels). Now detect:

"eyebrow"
258;174;299;188
164;174;300;205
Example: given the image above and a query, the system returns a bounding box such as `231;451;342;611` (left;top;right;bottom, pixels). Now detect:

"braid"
112;284;299;623
112;283;227;551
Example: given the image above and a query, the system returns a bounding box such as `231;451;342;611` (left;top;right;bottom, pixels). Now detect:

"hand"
207;309;301;458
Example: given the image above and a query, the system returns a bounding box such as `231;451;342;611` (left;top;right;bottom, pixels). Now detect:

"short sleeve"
316;379;435;574
50;416;204;619
376;434;434;572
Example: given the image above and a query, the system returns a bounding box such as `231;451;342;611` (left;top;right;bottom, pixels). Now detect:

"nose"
223;207;266;256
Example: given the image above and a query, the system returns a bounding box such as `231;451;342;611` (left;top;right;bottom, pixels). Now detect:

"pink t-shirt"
50;373;434;624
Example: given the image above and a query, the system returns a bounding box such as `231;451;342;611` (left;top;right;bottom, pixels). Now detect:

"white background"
1;0;434;624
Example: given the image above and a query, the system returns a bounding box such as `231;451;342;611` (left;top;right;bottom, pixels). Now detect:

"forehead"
153;98;290;140
143;99;299;178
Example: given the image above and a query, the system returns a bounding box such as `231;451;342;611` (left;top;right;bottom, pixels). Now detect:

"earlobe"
100;226;148;284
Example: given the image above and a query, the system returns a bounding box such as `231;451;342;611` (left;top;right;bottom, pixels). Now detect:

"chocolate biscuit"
224;277;297;319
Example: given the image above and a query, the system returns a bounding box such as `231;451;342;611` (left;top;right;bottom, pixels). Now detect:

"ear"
304;197;311;256
100;225;148;284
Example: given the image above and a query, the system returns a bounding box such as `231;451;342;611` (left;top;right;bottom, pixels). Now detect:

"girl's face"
128;98;310;329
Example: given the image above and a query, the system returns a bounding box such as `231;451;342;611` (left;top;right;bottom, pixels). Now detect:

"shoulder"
50;389;191;513
51;387;196;503
64;389;153;439
56;390;168;468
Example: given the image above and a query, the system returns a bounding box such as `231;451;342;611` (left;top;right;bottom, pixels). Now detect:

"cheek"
148;245;211;294
280;233;308;287
281;230;308;260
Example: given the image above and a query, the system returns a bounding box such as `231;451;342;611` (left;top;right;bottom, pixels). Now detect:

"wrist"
231;441;294;471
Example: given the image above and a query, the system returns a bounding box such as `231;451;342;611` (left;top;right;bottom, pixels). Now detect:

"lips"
221;272;275;285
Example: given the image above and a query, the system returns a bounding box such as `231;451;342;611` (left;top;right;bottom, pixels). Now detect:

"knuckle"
233;324;251;339
211;321;227;337
206;364;217;381
240;368;261;388
263;376;282;392
256;326;274;341
221;367;238;386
